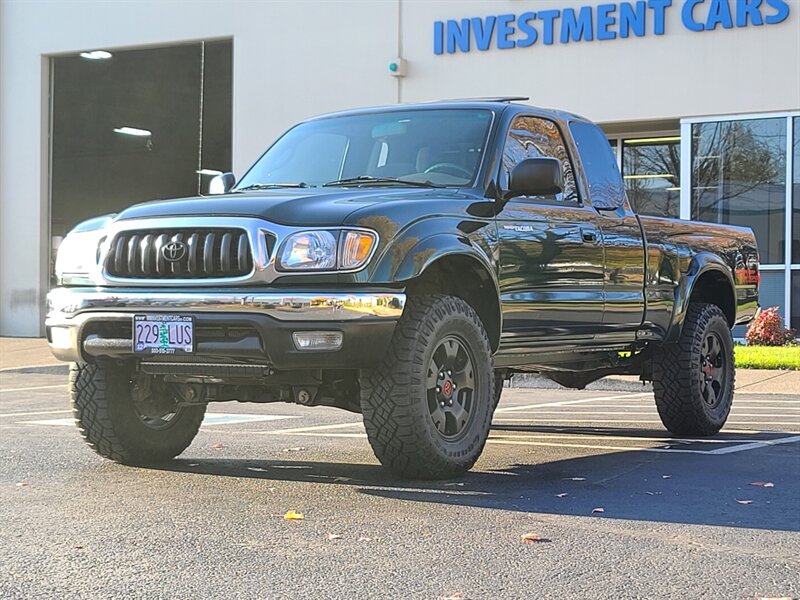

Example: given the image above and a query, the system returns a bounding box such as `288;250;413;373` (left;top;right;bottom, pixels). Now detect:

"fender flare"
375;233;502;349
665;253;736;343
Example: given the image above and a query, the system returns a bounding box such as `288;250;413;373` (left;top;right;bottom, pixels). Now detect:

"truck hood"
114;187;466;227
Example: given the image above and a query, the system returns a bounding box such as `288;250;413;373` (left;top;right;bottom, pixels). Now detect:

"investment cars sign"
433;0;791;54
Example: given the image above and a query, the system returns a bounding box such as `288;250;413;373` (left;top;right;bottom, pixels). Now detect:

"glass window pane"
792;271;799;332
792;117;799;263
691;118;787;265
569;120;624;209
622;138;680;218
502;116;578;203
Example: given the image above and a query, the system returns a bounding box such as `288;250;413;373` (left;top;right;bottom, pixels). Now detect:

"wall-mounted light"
80;50;113;60
623;174;676;180
113;127;151;137
624;136;681;145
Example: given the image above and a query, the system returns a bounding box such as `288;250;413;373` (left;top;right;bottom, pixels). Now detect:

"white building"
1;0;798;336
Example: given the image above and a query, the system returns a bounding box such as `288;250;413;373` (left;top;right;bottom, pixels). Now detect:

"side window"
569;120;626;210
501;116;578;203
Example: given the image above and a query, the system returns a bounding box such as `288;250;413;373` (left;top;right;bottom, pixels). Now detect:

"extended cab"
47;99;759;478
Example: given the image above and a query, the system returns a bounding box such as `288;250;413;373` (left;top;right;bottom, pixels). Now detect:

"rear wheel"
70;362;206;464
652;303;734;436
360;295;494;479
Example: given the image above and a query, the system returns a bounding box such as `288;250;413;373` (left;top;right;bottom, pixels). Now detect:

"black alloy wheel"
428;336;476;440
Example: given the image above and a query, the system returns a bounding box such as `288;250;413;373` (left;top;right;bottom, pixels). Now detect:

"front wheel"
360;295;494;479
70;362;206;464
652;302;735;436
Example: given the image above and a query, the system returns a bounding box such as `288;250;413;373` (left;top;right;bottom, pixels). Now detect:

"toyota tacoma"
47;99;759;479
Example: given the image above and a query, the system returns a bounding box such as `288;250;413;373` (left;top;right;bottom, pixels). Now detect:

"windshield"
236;109;493;189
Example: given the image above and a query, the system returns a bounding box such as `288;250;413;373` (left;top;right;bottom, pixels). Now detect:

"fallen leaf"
72;545;84;550
283;510;305;520
325;533;342;541
358;536;372;542
521;532;550;543
565;477;586;481
283;447;306;452
592;507;605;514
210;443;226;450
555;493;568;498
750;481;775;488
15;482;29;487
736;499;753;505
662;475;671;479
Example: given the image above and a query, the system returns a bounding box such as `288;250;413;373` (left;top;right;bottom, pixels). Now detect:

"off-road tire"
70;361;206;464
360;295;494;479
652;302;735;436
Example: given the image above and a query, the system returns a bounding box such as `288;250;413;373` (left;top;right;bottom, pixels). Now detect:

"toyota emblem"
162;240;187;262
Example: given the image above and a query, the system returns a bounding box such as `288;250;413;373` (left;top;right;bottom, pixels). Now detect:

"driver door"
496;115;605;345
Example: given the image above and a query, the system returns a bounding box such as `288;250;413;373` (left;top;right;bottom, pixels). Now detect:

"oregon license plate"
133;314;194;355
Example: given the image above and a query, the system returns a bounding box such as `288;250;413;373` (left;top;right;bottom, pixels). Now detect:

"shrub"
745;306;796;346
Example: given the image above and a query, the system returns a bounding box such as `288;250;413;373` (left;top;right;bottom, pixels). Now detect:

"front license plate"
133;314;194;355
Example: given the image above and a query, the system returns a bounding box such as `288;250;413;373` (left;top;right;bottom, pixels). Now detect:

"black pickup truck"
47;99;759;479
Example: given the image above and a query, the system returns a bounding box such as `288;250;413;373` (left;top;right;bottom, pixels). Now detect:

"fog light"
50;327;72;349
292;331;343;351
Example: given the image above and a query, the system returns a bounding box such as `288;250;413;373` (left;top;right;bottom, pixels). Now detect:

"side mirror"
507;158;563;199
209;172;236;195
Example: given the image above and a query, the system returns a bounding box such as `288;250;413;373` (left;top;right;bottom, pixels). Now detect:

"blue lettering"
682;0;706;30
471;16;497;51
706;0;735;28
561;6;595;42
764;0;790;23
516;12;539;47
446;19;471;53
538;10;561;44
496;14;516;48
434;21;444;54
736;0;764;25
648;0;672;34
620;1;648;36
597;4;618;39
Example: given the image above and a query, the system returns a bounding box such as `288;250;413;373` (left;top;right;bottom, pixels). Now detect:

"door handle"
581;228;598;243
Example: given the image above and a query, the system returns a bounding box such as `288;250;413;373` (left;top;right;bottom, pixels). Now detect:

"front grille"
106;228;254;279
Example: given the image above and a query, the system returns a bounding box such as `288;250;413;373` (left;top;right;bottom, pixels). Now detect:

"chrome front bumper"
46;287;406;364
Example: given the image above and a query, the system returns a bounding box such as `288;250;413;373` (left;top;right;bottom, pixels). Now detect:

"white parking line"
0;384;67;394
495;392;652;413
498;410;800;418
492;418;800;427
0;409;71;419
261;422;364;435
487;434;800;455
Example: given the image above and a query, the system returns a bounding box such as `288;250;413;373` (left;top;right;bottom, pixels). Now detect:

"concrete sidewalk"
1;336;798;394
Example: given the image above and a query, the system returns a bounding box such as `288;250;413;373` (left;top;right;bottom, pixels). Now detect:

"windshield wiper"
236;182;310;191
323;176;444;188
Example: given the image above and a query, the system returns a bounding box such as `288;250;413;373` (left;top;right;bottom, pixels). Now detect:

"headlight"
277;229;377;272
55;230;106;284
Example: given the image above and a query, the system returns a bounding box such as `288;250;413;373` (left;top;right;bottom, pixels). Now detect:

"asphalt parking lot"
1;368;798;600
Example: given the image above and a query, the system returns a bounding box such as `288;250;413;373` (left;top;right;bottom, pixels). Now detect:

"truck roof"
305;99;591;126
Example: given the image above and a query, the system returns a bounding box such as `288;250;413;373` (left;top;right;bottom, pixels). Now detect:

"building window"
50;40;232;277
793;116;800;264
690;118;787;265
622;137;680;218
